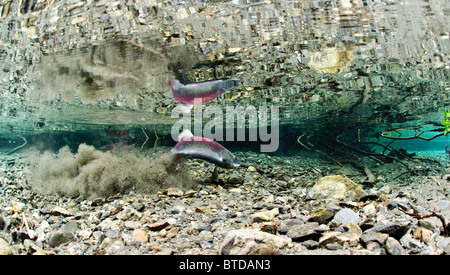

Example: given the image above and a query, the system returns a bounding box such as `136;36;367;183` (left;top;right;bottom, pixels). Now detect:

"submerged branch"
7;136;27;155
392;168;430;180
363;164;375;184
381;130;444;141
153;125;160;153
140;127;149;150
400;207;449;237
336;132;407;166
297;133;343;166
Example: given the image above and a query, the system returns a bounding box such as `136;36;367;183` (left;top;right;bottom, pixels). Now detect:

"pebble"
79;229;92;239
302;240;319;249
50;206;72;216
385;237;407;255
0;238;12;255
360;232;389;247
319;231;359;247
414;227;433;243
166;187;183;197
197;231;214;243
48;230;74;247
147;221;170;231
286;223;322;242
166;227;180;239
260;221;278;234
132;229;149;243
199;241;214;249
125;221;141;230
99;236;125;254
11;200;24;213
228;173;244;185
362;203;377;217
251;208;279;223
365;221;411;240
308;208;335;224
444;243;450;255
400;233;424;252
228;188;243;194
333;208;360;225
63;220;80;233
219;229;291;255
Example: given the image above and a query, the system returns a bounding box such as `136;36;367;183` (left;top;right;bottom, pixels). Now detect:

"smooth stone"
319;232;359;246
48;230;74;247
132;229;148;243
325;243;343;250
260;221;278;235
197;230;214;243
251;208;279;223
333;208;360;225
414;227;433;243
278;219;304;234
400;233;424;251
124;220;141;230
219;229;291;255
436;200;450;210
364;221;411;240
362;203;377;217
199;241;214;249
444;243;450;255
166;187;183;197
99;236;125;254
197;223;211;232
0;238;12;255
63;220;80;233
302;240;319;249
166;226;180;239
360;232;389;247
307;175;366;201
228;173;244;185
385;237;407;255
308;208;335;224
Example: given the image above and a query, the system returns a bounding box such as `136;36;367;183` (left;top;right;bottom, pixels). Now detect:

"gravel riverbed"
1;147;449;255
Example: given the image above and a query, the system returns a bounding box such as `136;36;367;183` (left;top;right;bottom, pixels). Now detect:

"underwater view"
0;0;449;256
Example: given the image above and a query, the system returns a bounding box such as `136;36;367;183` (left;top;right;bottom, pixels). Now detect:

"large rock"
307;175;366;201
219;229;291;255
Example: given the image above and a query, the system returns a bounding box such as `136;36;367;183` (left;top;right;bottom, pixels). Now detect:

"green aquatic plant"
441;110;450;136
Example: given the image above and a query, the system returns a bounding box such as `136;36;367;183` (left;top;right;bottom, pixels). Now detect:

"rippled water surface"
0;0;449;159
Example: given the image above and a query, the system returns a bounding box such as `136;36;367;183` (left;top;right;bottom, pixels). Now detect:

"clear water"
0;0;449;161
